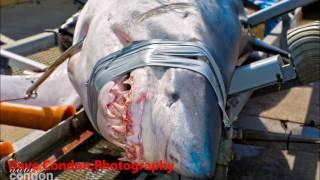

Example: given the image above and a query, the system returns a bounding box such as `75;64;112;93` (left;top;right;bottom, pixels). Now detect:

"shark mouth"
97;68;148;162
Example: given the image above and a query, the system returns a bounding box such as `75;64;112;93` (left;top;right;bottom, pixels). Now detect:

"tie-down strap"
87;40;231;131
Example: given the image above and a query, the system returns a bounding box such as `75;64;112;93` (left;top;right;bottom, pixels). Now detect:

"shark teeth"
106;108;117;119
103;71;146;162
113;103;125;112
125;144;137;161
123;78;133;85
122;90;130;100
112;125;126;133
111;130;126;143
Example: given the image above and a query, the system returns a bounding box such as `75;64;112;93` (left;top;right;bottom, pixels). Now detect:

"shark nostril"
169;154;179;164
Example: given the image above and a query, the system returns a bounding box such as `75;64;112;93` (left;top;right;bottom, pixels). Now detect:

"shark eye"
167;92;179;107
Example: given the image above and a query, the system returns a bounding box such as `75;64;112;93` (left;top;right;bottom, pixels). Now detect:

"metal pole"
248;0;317;26
0;48;47;71
25;38;84;98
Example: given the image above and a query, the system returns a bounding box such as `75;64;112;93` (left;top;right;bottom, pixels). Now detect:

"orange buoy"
0;141;15;158
0;102;76;130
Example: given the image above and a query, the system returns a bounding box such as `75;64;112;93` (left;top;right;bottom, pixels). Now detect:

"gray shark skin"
68;0;245;178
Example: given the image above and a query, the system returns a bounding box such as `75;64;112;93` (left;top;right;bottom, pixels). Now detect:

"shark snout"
167;133;216;178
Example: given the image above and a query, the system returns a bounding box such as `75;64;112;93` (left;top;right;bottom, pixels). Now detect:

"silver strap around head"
87;40;231;132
